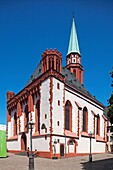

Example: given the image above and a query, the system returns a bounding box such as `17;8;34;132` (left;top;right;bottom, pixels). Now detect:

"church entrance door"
21;132;27;151
60;144;64;157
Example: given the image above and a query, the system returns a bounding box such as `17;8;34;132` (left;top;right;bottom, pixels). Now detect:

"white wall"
33;137;50;151
52;78;64;135
65;87;104;135
40;78;50;134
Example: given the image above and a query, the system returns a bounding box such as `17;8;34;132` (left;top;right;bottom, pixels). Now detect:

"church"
6;17;107;158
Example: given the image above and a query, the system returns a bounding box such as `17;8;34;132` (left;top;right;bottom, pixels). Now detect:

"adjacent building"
0;124;7;157
6;17;107;158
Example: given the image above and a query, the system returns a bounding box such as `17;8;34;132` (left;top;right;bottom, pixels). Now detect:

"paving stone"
0;153;113;170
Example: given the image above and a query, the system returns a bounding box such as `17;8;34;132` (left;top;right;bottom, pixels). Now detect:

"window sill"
32;131;40;137
96;135;106;142
64;130;79;138
81;131;89;137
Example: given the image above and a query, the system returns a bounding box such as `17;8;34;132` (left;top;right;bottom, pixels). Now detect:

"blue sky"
0;0;113;124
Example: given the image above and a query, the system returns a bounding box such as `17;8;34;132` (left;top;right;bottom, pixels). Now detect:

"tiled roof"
62;67;97;100
25;62;42;86
25;63;104;107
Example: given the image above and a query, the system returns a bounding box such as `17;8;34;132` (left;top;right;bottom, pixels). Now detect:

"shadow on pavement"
81;158;113;170
0;156;9;159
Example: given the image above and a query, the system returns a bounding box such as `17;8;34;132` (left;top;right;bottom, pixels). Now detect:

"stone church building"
6;17;107;158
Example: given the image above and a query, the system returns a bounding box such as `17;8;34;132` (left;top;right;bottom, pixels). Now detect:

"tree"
107;67;113;124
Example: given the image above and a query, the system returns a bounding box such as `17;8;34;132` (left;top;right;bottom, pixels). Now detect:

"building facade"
7;17;107;158
107;123;113;152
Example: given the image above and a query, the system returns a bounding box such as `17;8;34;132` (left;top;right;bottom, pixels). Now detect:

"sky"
0;0;113;125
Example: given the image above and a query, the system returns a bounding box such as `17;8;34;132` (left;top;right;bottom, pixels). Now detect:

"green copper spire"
67;16;80;55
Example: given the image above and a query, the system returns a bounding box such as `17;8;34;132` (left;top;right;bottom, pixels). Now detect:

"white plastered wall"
65;87;105;153
52;78;64;135
40;78;50;134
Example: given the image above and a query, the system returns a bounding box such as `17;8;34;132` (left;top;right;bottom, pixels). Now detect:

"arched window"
65;101;72;131
35;100;40;134
83;107;88;132
24;105;29;131
14;112;17;136
96;114;100;135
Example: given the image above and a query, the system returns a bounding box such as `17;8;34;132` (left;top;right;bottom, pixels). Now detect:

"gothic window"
83;107;88;132
24;105;29;131
14;112;17;136
65;101;72;131
35;100;40;133
96;114;100;135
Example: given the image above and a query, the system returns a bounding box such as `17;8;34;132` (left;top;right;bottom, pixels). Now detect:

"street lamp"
89;131;93;162
27;120;35;170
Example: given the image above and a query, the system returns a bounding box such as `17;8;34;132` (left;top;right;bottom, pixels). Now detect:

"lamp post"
89;131;92;162
27;120;35;170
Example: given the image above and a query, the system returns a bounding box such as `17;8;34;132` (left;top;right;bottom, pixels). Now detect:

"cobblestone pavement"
0;153;113;170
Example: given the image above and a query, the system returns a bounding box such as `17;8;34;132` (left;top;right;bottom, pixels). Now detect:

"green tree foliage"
107;67;113;124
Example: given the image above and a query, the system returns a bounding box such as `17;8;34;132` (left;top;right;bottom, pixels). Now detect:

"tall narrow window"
52;58;54;69
79;71;81;83
24;105;29;131
57;83;60;89
96;114;100;135
14;112;17;136
48;58;51;70
73;69;76;77
83;107;88;132
45;59;47;71
65;101;72;131
58;60;60;72
35;100;40;134
56;59;58;71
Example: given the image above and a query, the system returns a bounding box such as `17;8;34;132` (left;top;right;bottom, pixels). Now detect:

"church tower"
66;16;83;84
42;49;62;74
